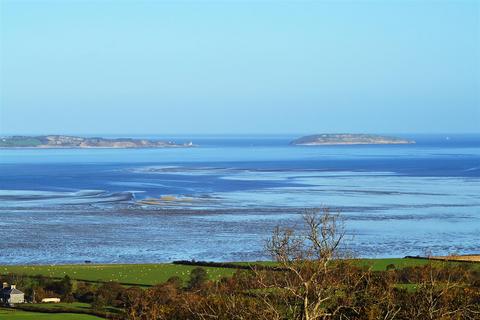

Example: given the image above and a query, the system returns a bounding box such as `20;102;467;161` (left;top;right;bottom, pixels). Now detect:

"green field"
357;257;480;271
235;258;458;271
13;302;121;319
2;259;476;288
354;258;432;271
0;308;102;320
0;263;236;286
22;302;91;311
1;259;478;319
18;302;107;313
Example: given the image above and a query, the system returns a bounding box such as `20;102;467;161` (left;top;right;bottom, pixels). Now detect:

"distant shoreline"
0;145;192;149
1;255;478;268
0;135;194;149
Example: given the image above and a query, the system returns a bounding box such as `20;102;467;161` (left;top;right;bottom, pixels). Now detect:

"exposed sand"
430;255;480;262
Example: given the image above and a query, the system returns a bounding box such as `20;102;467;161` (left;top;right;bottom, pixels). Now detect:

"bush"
187;268;208;290
386;263;396;271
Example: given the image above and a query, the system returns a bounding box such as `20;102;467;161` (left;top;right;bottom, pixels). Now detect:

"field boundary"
172;260;286;271
404;255;480;264
5;305;122;319
0;273;155;287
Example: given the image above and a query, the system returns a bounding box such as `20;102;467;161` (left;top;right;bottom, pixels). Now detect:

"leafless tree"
407;262;480;320
255;208;353;320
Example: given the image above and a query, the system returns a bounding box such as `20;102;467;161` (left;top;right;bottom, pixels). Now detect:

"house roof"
2;288;24;295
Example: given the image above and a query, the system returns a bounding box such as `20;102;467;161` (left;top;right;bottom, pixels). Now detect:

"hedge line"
172;260;285;271
11;305;124;320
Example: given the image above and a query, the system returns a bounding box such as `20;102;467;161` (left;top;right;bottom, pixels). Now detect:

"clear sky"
0;0;479;135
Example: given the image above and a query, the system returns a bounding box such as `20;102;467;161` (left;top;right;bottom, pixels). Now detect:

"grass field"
1;258;477;319
354;258;432;271
0;263;236;286
1;258;477;288
13;302;122;319
235;257;472;271
0;308;102;319
22;302;91;311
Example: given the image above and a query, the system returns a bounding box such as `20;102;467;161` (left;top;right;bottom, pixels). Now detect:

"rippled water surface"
1;134;479;264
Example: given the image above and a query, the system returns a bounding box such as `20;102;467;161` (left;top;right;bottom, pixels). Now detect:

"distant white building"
1;283;25;305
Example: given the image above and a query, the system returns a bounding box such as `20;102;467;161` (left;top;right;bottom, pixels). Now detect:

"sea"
0;134;479;265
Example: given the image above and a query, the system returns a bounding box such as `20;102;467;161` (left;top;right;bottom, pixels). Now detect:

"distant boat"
446;136;451;141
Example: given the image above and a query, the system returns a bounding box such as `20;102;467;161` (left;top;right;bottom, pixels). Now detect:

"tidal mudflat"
1;135;479;264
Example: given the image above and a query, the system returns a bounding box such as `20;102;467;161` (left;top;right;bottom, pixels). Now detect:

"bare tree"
407;262;480;320
255;208;352;320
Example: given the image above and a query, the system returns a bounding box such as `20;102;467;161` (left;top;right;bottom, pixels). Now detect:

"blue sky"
0;0;479;135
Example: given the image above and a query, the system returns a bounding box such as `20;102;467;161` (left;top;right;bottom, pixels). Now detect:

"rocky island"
0;135;194;148
290;134;415;146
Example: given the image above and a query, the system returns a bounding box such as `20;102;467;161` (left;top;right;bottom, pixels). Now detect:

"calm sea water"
0;134;479;264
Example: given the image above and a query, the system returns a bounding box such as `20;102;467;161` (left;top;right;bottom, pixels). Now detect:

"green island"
290;133;415;145
0;135;193;148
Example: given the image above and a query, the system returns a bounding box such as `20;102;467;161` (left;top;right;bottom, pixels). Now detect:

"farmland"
1;258;479;319
0;263;236;286
2;258;476;287
0;308;102;319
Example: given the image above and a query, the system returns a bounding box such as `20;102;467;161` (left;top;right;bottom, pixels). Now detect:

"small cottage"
1;283;25;305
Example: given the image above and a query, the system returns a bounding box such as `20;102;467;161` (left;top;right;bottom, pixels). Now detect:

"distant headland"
290;134;415;146
0;135;194;148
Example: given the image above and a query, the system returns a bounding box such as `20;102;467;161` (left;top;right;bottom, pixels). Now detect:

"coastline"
0;145;194;149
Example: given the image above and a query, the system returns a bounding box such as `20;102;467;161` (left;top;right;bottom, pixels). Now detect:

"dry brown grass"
430;255;480;262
